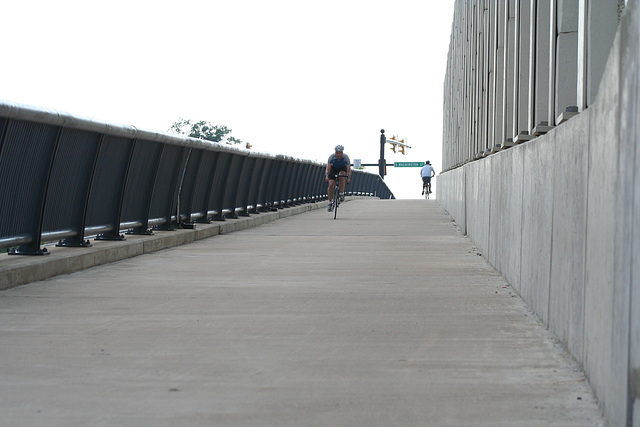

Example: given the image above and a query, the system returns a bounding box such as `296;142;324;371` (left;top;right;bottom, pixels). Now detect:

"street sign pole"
379;129;386;178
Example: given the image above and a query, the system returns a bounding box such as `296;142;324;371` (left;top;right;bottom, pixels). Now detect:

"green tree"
169;118;243;145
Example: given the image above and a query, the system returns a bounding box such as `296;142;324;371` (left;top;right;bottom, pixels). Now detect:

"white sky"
1;0;455;199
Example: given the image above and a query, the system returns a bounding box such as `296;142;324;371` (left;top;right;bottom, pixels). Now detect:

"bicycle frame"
329;173;348;219
423;177;433;199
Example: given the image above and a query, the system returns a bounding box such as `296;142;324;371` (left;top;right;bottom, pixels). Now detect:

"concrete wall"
437;1;639;425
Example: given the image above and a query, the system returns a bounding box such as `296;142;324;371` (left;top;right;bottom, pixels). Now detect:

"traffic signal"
246;142;252;149
388;135;398;153
398;145;405;154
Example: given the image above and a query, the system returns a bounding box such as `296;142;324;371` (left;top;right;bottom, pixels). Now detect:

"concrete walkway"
0;199;604;426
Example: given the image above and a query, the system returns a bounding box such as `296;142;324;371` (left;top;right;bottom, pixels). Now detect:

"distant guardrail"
0;100;393;255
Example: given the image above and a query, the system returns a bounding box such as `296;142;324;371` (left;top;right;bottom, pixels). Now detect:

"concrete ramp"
0;199;603;426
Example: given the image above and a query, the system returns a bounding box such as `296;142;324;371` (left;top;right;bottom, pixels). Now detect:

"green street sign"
394;162;424;167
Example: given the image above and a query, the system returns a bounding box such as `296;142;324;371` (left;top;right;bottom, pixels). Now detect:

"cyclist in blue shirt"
420;160;435;195
325;145;351;212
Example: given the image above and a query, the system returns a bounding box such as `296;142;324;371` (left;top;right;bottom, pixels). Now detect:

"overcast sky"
1;0;455;199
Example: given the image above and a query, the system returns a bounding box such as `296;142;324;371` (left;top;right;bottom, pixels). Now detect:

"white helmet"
334;145;344;152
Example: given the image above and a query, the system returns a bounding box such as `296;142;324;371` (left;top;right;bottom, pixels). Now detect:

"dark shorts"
422;176;432;185
329;166;348;180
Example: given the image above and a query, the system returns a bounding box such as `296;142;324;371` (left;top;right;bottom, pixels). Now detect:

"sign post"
379;129;386;178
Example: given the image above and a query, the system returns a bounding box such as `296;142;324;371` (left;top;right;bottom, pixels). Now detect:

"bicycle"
423;181;431;199
422;177;433;199
329;173;348;219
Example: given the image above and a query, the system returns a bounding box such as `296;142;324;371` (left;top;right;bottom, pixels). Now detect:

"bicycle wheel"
333;190;339;219
424;184;429;199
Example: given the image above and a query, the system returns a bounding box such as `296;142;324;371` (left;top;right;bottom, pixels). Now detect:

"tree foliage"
169;118;243;145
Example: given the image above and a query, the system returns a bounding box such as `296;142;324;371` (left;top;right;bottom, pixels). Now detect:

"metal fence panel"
0;120;59;253
43;128;102;246
86;135;134;239
120;139;164;233
191;150;219;222
148;145;188;230
208;152;233;221
221;153;246;219
178;148;203;223
236;155;257;215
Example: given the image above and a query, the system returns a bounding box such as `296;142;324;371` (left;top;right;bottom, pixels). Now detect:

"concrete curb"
0;200;334;291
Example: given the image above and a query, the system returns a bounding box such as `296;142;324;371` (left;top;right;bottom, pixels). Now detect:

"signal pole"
359;129;410;179
379;129;386;178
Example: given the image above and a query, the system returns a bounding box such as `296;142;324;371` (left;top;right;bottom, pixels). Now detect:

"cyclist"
325;145;351;212
420;160;435;195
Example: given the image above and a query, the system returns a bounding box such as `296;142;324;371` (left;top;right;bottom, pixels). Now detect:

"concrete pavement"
0;199;604;426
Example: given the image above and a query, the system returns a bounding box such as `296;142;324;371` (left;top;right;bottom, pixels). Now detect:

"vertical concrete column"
477;0;484;156
510;0;521;142
585;0;620;108
478;1;490;156
474;1;483;159
548;0;557;126
455;1;465;166
494;0;508;150
444;0;466;168
446;8;458;168
445;7;454;168
502;0;517;146
533;0;553;134
471;1;479;159
577;0;587;111
553;0;579;124
443;51;451;168
461;2;471;163
527;0;538;134
469;0;478;159
456;0;465;166
487;0;498;150
514;0;534;143
482;0;491;154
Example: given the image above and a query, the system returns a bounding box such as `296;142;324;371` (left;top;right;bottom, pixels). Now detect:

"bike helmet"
426;160;431;164
335;145;344;152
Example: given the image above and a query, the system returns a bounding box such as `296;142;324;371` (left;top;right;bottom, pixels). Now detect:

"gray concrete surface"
0;202;321;291
0;199;604;426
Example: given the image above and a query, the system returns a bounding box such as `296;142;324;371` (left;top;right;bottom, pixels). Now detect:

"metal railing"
0;100;393;255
